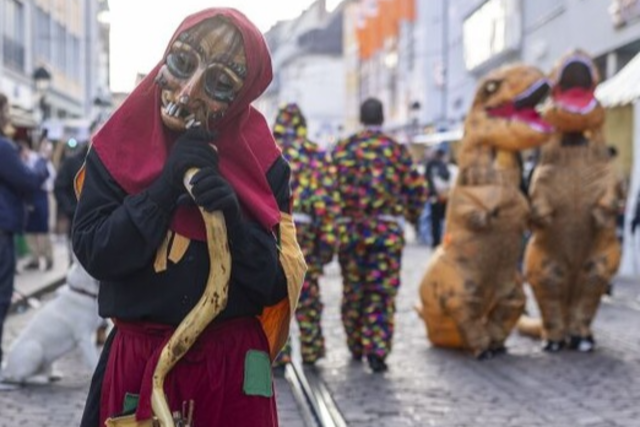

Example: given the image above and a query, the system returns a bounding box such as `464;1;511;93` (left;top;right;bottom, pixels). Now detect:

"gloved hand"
147;128;218;210
189;167;241;225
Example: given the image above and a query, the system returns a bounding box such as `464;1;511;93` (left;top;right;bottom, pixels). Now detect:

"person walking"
424;148;451;247
73;9;305;426
332;98;426;372
0;92;49;366
20;135;56;271
272;103;339;366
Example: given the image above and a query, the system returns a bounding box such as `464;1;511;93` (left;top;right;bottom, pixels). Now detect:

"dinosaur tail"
516;315;543;339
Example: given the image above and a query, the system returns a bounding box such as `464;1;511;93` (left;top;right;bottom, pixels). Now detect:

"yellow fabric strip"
168;233;190;264
153;231;172;273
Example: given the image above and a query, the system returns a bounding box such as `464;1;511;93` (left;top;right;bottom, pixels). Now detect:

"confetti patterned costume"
273;104;339;364
522;51;621;352
332;127;426;362
416;64;553;358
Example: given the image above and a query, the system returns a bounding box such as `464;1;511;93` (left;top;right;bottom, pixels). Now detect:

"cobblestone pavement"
315;243;640;427
0;296;305;426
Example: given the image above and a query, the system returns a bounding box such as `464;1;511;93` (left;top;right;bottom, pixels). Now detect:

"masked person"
73;9;305;427
271;103;339;366
332;98;426;372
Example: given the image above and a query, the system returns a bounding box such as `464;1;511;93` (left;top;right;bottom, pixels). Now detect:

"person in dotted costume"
272;103;339;365
332;98;426;372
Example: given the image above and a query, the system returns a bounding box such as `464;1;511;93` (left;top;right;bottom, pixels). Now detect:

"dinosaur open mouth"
554;57;597;114
487;79;553;133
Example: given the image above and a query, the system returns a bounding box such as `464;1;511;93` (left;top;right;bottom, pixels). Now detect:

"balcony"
3;36;25;72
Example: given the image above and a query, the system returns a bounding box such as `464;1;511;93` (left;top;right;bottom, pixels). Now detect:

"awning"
9;105;38;128
412;129;464;145
596;52;640;107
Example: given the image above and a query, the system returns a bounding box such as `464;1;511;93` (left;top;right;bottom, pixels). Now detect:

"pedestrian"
72;9;305;427
332;97;426;372
272;103;339;366
19;135;56;271
54;140;90;265
0;92;49;367
425;147;451;247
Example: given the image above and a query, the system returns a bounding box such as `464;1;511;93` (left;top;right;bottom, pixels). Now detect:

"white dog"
1;260;102;384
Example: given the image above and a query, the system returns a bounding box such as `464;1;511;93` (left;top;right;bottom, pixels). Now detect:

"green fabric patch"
122;393;140;414
243;350;273;397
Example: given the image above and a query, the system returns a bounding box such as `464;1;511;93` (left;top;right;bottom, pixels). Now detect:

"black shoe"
366;355;388;373
567;335;595;352
490;345;508;356
475;349;495;361
44;259;53;271
542;340;565;353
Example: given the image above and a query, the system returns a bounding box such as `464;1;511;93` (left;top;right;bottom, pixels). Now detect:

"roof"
596;51;640;107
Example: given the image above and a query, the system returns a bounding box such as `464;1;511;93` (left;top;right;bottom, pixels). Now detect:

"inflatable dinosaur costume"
522;50;621;352
416;64;553;359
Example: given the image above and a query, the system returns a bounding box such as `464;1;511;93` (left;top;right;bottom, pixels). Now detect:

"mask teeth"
173;106;182;118
185;117;196;128
165;102;175;115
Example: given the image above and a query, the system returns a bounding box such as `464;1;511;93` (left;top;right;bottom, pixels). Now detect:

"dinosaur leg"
431;264;491;358
525;246;570;350
567;242;621;351
486;274;526;352
339;249;366;360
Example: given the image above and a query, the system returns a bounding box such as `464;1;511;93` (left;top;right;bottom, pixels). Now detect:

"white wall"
278;54;346;149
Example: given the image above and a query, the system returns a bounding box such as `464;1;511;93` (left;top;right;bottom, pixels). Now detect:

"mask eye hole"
204;65;244;103
166;49;198;79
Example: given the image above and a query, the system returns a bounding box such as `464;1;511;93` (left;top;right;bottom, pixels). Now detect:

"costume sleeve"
72;150;175;281
227;156;291;306
399;144;428;225
313;149;339;265
0;140;48;194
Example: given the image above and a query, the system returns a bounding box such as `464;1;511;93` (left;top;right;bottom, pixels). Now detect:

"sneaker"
567;335;595;352
542;340;565;353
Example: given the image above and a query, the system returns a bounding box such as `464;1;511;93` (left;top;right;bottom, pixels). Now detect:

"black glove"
189;167;241;224
147;128;218;210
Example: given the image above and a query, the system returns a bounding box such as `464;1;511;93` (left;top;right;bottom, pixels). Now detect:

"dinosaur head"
543;49;604;132
465;64;553;151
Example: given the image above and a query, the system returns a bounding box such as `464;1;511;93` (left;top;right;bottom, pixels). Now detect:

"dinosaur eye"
484;80;501;96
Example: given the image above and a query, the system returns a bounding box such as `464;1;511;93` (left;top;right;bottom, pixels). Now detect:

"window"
53;21;66;71
463;0;522;71
36;7;52;61
3;0;26;71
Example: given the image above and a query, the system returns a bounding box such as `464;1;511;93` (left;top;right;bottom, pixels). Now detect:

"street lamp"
32;66;52;122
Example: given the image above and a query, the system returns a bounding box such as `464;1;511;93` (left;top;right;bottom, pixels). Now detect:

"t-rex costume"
416;64;553;359
522;50;621;352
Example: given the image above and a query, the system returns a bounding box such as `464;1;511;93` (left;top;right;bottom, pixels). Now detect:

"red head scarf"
91;8;282;240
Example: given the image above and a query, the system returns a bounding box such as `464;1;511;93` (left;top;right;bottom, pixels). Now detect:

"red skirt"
100;317;279;427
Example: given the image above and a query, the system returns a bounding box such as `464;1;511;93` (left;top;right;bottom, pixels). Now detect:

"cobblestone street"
315;243;640;427
2;242;640;426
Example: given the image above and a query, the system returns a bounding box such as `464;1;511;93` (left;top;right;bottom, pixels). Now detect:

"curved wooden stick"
150;167;232;426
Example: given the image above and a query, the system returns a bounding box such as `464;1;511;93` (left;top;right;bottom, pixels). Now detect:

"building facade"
261;0;347;148
0;0;110;140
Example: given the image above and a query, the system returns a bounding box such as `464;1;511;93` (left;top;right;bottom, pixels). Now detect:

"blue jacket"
0;135;49;233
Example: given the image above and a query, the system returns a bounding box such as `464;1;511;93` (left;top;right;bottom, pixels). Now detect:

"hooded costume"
73;8;305;427
272;103;339;365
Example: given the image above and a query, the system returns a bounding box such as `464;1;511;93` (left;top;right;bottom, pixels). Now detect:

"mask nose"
176;70;205;108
